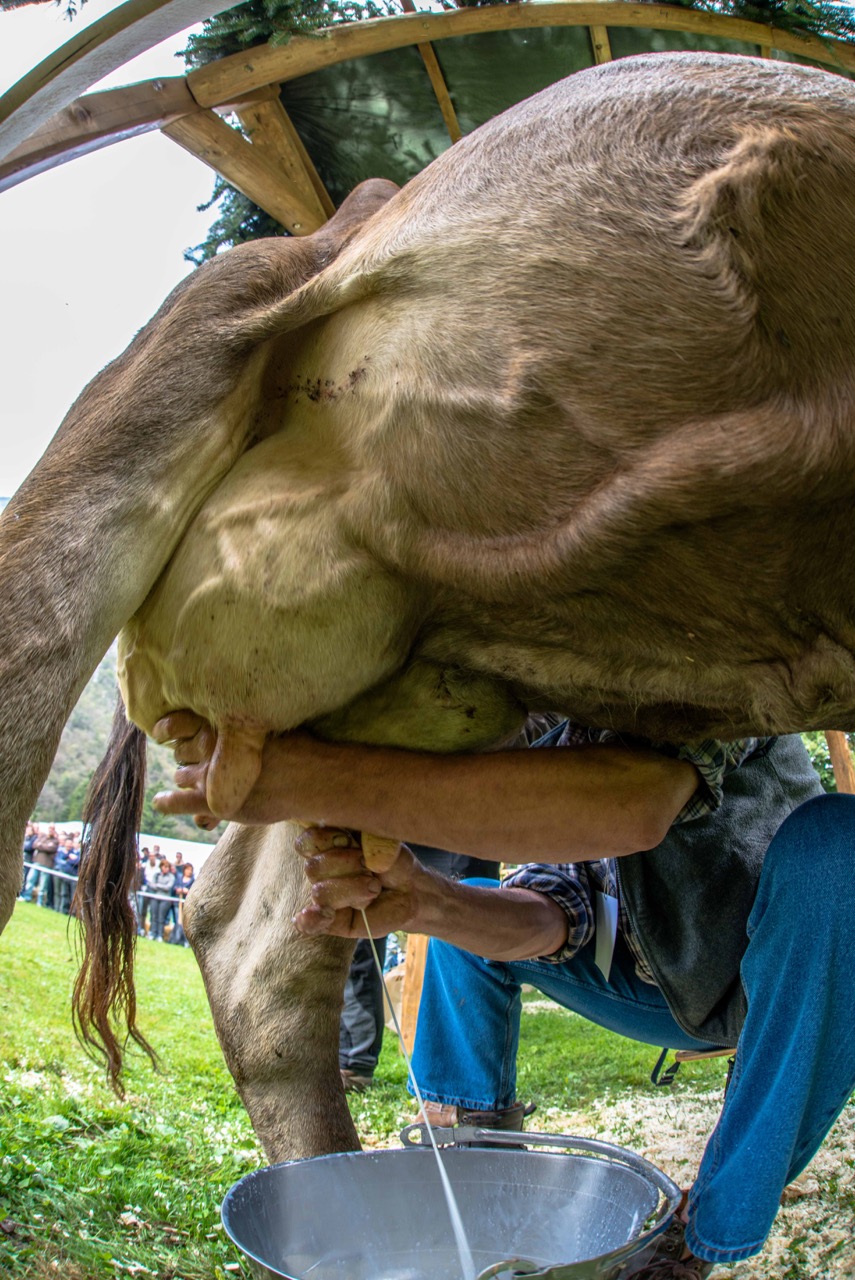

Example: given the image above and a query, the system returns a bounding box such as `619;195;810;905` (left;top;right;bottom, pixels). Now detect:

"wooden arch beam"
234;97;335;223
186;3;855;104
0;0;244;162
4;2;855;175
0;77;196;194
400;0;462;145
162;107;325;234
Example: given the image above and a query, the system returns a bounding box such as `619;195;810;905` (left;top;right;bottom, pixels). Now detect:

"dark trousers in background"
150;898;171;940
57;875;77;915
340;935;388;1076
136;893;150;935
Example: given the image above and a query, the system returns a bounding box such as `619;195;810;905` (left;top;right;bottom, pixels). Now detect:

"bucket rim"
221;1131;682;1280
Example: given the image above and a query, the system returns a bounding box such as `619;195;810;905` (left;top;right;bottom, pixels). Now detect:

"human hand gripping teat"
151;710;222;829
151;712;407;879
152;710;328;827
293;827;417;939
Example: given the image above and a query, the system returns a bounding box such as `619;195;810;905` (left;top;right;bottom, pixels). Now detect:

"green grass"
0;903;728;1279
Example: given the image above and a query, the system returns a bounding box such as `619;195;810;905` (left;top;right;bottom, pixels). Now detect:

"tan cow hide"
5;53;855;1160
115;54;855;820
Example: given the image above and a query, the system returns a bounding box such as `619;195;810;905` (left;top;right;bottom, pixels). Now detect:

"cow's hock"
184;821;360;1162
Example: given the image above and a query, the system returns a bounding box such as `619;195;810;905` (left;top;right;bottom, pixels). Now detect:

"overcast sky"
0;1;216;497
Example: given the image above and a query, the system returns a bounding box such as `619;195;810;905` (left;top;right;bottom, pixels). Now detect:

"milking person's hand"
152;711;219;829
152;711;321;828
293;826;423;939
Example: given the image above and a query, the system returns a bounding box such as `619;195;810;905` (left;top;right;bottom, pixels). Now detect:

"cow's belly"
117;426;417;739
117;423;526;766
120;52;855;758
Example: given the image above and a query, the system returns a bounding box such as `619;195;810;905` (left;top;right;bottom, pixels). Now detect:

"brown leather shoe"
420;1099;534;1130
629;1215;715;1278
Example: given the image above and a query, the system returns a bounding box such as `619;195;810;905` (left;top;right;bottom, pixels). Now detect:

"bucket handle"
400;1125;683;1279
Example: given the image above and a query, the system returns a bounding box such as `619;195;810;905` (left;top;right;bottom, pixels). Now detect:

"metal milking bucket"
222;1126;682;1280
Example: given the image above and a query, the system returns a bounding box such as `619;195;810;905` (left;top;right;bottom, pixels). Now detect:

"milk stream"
361;913;477;1280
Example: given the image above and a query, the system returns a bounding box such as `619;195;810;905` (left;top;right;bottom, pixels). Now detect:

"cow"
2;52;854;1162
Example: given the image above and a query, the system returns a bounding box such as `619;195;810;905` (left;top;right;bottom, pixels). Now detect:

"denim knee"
752;793;855;932
766;792;855;871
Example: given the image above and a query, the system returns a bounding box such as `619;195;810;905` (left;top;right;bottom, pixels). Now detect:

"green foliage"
671;0;855;41
184;0;392;67
0;907;256;1279
184;178;286;267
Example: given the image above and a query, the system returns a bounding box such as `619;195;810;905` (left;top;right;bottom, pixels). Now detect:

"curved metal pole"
0;0;239;161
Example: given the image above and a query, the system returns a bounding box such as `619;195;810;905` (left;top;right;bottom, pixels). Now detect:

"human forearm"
295;829;569;960
408;870;569;961
245;735;698;861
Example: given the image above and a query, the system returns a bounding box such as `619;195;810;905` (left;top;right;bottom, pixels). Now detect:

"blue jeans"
410;795;855;1265
21;864;51;904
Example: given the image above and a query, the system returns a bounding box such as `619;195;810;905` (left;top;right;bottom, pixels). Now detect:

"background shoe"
340;1068;374;1093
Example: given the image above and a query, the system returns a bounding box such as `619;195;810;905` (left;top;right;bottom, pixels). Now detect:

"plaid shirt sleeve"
665;737;768;823
501;860;615;963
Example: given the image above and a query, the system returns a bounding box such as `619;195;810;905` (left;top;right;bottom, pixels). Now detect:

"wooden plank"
416;41;463;144
826;731;855;794
235;97;335;222
4;2;853;176
188;4;855;106
0;0;245;162
162;109;324;234
0;81;282;194
589;24;613;63
400;931;429;1056
0;78;196;194
400;0;462;144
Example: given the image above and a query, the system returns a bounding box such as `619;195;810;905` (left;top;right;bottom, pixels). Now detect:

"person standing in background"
21;823;59;906
169;862;195;946
53;834;80;914
137;849;160;937
148;859;176;942
164;852;185;936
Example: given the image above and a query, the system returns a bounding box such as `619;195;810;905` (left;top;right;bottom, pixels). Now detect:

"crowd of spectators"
20;821;80;913
134;846;195;945
20;822;195;945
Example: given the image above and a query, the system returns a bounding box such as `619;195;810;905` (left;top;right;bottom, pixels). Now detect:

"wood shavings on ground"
539;1089;855;1279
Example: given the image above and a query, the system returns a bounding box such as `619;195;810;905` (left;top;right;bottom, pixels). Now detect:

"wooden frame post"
400;931;429;1055
825;731;855;794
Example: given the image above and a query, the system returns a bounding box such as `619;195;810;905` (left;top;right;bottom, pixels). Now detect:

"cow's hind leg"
184;820;359;1161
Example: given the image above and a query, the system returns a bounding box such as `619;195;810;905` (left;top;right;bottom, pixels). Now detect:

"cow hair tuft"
72;696;157;1094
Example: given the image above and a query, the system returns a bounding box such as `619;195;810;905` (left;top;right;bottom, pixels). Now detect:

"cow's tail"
72;696;157;1093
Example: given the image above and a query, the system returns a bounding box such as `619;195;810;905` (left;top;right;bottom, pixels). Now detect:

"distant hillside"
34;647;224;841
